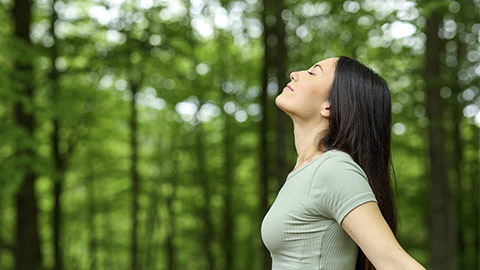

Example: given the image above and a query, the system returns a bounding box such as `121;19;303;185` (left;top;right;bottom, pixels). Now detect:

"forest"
0;0;479;269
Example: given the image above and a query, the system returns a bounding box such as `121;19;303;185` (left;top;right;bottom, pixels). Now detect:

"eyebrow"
313;64;324;73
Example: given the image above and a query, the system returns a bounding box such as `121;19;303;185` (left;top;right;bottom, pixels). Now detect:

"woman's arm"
341;202;426;270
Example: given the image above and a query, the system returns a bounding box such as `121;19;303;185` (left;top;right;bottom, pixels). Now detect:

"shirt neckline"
286;150;337;180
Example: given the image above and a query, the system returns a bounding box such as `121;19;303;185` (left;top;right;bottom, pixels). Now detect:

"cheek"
301;99;322;116
297;90;326;116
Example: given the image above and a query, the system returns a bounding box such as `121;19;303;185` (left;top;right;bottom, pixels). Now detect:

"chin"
275;94;293;115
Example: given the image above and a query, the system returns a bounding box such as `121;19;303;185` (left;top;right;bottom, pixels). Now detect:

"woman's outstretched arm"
341;202;426;270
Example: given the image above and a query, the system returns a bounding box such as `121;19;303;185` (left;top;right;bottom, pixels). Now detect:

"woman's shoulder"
307;149;376;222
314;149;366;177
320;149;355;164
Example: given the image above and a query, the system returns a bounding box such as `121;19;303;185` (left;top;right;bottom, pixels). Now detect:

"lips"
285;83;294;91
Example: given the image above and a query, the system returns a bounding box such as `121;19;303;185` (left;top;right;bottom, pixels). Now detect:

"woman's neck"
292;119;328;171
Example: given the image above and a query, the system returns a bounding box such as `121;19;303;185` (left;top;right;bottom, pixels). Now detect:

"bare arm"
341;202;426;270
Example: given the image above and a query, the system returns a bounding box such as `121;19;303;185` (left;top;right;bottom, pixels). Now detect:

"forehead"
314;57;338;72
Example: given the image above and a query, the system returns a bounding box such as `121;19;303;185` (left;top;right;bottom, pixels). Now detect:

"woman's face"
276;57;338;121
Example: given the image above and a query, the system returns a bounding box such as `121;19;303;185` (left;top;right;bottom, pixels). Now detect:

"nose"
290;71;298;82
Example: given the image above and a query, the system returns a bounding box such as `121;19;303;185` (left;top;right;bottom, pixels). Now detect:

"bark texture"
221;60;235;270
260;0;272;268
130;80;140;270
12;0;42;269
424;6;457;270
195;121;215;270
273;0;289;191
48;1;66;269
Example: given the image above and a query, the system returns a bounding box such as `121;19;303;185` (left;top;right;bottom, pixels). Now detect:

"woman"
261;56;425;269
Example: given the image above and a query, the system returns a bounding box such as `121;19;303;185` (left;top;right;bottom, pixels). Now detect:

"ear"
320;101;330;118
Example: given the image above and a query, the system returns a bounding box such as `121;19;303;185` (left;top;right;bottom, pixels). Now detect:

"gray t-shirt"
261;150;377;270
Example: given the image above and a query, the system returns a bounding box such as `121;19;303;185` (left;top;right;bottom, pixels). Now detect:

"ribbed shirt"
261;150;377;270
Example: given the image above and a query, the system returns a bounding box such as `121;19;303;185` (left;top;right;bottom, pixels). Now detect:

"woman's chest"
261;176;334;252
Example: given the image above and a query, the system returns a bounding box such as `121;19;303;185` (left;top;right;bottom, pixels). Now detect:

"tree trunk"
165;144;178;270
48;1;66;268
216;32;235;270
86;168;97;270
452;71;464;270
143;179;159;270
273;0;289;191
451;14;466;268
424;6;457;270
451;1;478;267
11;0;42;269
470;123;479;268
260;1;272;268
222;87;235;270
260;0;288;267
51;120;65;270
130;81;140;270
193;120;215;269
195;120;215;270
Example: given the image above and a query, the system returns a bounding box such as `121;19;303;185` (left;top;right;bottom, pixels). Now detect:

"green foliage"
1;0;478;269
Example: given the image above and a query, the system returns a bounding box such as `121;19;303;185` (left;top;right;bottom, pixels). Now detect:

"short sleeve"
307;152;377;224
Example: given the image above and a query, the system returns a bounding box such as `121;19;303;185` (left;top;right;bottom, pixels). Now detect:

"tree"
11;0;42;268
259;0;273;268
1;0;479;269
423;1;457;269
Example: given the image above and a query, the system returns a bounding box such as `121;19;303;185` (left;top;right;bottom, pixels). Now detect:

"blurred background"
1;0;479;269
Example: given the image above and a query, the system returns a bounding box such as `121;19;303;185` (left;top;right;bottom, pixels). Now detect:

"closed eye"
307;70;314;75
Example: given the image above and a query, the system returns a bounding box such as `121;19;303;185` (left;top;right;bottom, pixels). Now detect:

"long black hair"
318;56;397;270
